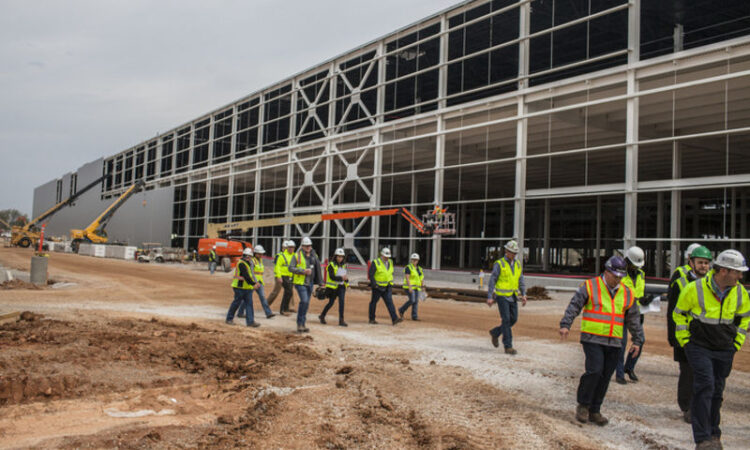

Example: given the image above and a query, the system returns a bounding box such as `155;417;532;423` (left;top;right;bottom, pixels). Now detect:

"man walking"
289;237;322;333
560;256;643;426
673;249;750;449
273;240;297;316
487;240;527;355
208;245;218;274
225;247;260;327
368;248;403;325
238;245;276;320
319;247;349;327
399;253;425;321
616;245;646;384
668;245;711;422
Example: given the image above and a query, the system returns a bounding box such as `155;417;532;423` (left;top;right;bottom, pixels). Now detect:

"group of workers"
224;239;426;333
221;235;748;449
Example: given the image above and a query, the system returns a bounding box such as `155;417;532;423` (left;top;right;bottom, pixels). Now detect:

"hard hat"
685;243;701;261
334;248;345;257
253;245;265;254
380;248;392;258
212;245;216;249
242;247;253;257
504;240;519;254
689;246;712;261
410;253;420;260
287;240;296;248
301;237;313;246
604;255;627;278
625;246;645;268
712;249;748;272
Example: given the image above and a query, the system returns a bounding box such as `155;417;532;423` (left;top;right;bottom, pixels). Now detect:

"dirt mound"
527;286;551;300
1;279;41;290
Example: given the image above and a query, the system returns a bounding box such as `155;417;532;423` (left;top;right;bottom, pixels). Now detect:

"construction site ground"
1;247;748;449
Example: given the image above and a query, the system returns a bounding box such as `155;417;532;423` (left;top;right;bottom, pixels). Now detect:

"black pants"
279;276;294;313
684;342;735;444
577;342;620;414
674;346;694;412
321;286;346;322
369;286;398;322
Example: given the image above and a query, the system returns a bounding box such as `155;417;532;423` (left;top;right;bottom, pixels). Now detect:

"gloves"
638;294;655;306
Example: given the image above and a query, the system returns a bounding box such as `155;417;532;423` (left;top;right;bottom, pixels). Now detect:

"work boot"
615;377;627;385
247;322;260;328
589;412;609;426
318;315;326;325
504;348;517;355
237;313;246;318
225;320;234;325
369;319;378;324
412;317;420;321
279;311;289;316
301;326;310;333
266;313;276;319
392;317;403;325
339;321;348;327
297;325;305;333
575;404;589;423
625;369;639;382
489;331;499;348
683;409;691;424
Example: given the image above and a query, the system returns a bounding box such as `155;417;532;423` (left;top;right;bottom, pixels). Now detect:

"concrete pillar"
30;255;48;285
543;199;550;272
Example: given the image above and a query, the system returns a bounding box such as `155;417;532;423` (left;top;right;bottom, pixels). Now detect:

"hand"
275;277;282;284
628;345;641;358
486;298;494;306
304;268;312;275
342;275;349;281
521;295;528;307
254;283;261;290
559;328;569;340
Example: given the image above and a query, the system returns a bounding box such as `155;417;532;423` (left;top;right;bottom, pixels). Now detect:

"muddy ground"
0;247;748;449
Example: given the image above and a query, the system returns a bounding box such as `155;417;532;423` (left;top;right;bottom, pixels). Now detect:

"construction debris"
526;286;552;300
1;279;41;290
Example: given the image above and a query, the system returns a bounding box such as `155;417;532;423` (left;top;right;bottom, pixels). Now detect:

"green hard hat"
690;246;712;260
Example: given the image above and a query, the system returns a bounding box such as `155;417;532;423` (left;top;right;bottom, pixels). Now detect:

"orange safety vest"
581;277;635;339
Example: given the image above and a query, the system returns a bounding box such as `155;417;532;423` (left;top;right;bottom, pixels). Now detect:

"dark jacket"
234;258;257;289
289;249;322;286
667;269;697;348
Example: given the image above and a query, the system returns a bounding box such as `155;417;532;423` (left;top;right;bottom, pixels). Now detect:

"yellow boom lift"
11;174;109;248
70;180;145;252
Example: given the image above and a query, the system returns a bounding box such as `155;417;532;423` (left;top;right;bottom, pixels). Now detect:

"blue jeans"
489;296;518;349
209;261;217;274
369;286;398;322
616;314;644;379
398;290;419;319
577;342;620;413
239;284;273;317
684;342;735;444
227;288;253;325
321;286;346;321
295;284;312;326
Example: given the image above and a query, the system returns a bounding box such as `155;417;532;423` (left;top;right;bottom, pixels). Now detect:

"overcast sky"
0;0;459;216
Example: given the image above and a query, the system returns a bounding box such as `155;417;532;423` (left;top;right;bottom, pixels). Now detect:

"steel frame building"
34;0;750;276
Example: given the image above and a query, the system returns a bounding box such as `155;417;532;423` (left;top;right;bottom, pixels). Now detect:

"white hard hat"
685;243;701;261
625;246;645;268
242;247;253;257
713;249;748;272
287;240;296;248
253;245;265;254
410;253;420;260
212;245;216;249
504;240;519;253
380;247;392;257
301;237;313;246
334;248;345;256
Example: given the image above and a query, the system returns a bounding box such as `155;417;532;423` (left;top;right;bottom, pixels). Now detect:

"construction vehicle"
0;218;10;231
12;174;109;248
136;242;184;264
197;237;253;272
70;180;145;252
206;207;456;240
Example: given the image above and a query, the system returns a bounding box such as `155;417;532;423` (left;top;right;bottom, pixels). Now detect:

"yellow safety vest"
581;277;635;339
673;271;750;351
209;250;217;262
494;258;521;297
372;258;393;287
292;251;307;286
403;264;424;291
325;262;348;289
231;259;254;290
621;269;645;298
253;258;264;285
671;264;692;290
275;250;293;278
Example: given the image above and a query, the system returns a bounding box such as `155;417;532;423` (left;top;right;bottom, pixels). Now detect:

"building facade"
34;0;750;276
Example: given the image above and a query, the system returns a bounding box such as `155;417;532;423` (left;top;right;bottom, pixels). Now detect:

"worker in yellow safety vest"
398;253;425;321
208;245;217;274
271;240;297;316
238;245;276;320
319;247;349;327
289;237;322;333
559;255;643;426
673;249;750;448
367;248;402;325
487;240;527;355
225;247;260;327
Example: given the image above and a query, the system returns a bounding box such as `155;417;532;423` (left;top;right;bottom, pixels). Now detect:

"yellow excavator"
12;174;109;248
70;180;145;252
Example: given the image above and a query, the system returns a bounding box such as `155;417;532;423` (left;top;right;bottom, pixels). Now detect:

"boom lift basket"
422;211;456;235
